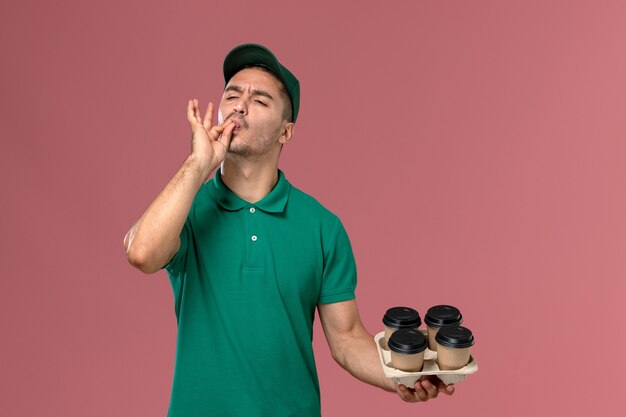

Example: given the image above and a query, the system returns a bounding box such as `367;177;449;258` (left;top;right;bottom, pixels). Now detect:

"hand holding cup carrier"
379;305;477;381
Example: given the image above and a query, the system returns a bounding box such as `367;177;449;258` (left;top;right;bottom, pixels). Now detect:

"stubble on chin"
225;135;252;158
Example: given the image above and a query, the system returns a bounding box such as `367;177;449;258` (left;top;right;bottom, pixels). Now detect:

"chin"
227;143;251;157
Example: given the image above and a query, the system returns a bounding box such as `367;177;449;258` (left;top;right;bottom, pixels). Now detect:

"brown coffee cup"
435;325;475;370
424;305;463;351
388;329;428;372
382;307;422;350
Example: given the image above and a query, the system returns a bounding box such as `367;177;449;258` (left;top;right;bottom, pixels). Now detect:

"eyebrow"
225;85;274;100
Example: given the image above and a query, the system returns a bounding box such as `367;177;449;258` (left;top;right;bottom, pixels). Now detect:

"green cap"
223;43;300;122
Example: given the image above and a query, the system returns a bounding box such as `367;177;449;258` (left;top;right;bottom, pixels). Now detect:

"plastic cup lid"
424;305;463;328
435;325;475;349
388;329;428;354
382;307;421;329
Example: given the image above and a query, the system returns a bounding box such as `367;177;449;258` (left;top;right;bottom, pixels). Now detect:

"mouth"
227;114;246;130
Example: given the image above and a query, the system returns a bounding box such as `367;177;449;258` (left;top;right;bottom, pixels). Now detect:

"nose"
233;98;247;115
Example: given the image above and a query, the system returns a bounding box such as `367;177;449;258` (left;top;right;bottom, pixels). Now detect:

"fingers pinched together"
186;99;236;165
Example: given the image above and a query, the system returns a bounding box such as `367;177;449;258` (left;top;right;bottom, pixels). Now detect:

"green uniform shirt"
165;169;357;417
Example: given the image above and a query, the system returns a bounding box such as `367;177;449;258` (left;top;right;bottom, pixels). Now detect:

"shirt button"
251;235;258;242
249;207;256;213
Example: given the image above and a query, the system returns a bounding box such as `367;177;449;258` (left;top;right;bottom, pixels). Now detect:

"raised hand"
187;99;236;174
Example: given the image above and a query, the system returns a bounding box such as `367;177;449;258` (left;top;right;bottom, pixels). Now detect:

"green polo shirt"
164;169;357;417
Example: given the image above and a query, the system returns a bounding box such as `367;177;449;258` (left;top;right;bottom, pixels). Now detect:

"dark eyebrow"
251;89;274;100
224;85;243;94
224;85;274;100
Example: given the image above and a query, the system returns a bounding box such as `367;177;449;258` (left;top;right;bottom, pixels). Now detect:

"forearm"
331;327;395;392
124;155;214;273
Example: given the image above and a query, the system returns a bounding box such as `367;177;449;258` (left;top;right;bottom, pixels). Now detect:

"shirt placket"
245;205;261;268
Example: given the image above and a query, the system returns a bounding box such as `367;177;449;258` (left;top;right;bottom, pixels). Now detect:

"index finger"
396;384;420;402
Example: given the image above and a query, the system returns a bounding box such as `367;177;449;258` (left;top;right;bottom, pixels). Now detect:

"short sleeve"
318;218;357;304
164;218;191;276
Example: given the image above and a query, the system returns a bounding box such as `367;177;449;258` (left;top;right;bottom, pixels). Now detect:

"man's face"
218;67;292;158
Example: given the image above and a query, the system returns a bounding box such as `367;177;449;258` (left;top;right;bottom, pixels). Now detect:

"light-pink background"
1;1;624;416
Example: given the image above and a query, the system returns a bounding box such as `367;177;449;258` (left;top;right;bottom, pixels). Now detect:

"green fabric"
164;169;357;417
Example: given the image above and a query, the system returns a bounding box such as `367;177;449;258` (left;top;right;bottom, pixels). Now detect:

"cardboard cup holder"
375;330;478;386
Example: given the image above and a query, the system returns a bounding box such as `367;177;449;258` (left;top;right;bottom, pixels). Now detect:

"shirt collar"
211;168;291;213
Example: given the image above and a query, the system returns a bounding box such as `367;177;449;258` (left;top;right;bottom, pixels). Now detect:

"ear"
278;122;295;145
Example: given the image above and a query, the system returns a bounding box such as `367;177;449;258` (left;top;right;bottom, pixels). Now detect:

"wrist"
186;154;217;182
383;377;397;392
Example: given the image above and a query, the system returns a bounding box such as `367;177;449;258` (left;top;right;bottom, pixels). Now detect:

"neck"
220;156;279;203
